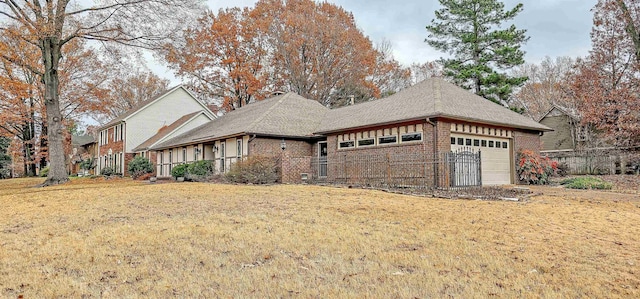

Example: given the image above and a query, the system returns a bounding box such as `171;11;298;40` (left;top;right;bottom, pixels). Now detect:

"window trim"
401;132;422;143
378;135;398;145
338;140;355;149
357;138;375;147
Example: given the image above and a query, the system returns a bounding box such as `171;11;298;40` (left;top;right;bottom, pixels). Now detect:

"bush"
516;150;557;185
127;156;154;179
100;166;114;176
171;163;188;179
79;158;95;172
560;177;613;190
186;160;214;181
225;156;278;184
39;167;49;177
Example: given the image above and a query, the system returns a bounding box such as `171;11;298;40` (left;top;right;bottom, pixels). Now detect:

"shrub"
127;156;154;179
171;163;188;179
100;166;114;176
79;158;95;171
516;150;557;185
39;167;49;177
225;156;278;184
560;177;613;190
186;160;214;181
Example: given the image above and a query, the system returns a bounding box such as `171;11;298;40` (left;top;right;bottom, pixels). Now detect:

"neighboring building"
96;85;215;175
151;78;551;186
538;105;591;152
68;134;97;175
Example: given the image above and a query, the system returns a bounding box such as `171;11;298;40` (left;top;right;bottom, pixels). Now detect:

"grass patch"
561;176;613;190
0;178;638;297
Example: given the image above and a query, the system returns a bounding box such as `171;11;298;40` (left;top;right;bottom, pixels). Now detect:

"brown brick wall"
249;138;313;157
514;131;542;153
248;137;314;183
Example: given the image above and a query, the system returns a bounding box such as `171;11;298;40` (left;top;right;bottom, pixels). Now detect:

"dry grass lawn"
1;177;639;298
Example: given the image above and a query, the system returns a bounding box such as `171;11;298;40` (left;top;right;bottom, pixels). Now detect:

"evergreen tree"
426;0;529;105
0;137;11;179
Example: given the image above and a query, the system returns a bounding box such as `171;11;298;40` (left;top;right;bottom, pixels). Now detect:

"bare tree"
0;0;204;185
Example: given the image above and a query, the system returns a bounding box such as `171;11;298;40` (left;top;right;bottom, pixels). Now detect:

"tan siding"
540;115;575;151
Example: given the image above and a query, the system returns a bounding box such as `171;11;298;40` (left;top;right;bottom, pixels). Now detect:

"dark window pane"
481;140;487;147
339;141;355;148
358;139;375;147
473;139;480;146
465;138;472;146
503;142;508;148
379;136;397;144
451;137;456;145
457;138;463;145
489;141;494;148
402;133;422;142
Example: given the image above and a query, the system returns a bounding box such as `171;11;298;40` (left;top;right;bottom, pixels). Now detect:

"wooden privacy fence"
543;150;640;175
309;149;481;190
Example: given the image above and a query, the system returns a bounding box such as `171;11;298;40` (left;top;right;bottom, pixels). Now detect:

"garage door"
451;134;512;185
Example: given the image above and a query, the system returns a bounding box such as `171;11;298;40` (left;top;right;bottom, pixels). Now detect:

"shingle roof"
132;111;202;152
152;92;328;150
72;135;95;146
317;77;551;133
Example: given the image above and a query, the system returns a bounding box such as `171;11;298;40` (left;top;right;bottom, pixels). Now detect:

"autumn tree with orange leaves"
0;0;203;186
511;56;576;120
166;0;409;111
570;0;640;147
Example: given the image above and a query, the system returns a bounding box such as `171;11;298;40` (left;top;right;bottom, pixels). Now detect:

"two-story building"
97;85;215;175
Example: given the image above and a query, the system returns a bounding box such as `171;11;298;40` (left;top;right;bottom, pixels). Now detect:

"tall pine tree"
426;0;529;106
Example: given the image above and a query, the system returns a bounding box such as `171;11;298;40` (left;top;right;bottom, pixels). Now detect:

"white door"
451;134;512;185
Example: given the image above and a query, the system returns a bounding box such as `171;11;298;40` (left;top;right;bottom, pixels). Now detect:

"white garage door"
451;134;512;185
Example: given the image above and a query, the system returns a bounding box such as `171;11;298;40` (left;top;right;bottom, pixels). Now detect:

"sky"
152;0;598;84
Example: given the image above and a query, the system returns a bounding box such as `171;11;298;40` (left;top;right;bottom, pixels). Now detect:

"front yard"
0;178;639;297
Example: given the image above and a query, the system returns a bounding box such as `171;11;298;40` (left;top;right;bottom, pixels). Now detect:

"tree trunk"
40;36;69;186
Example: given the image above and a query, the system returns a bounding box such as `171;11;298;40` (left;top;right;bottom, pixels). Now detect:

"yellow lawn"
0;178;638;298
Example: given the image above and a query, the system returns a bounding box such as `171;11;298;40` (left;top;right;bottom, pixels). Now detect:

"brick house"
68;134;97;175
151;92;328;178
96;85;214;175
150;78;550;185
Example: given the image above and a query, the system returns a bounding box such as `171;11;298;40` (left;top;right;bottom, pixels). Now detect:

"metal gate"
447;148;481;187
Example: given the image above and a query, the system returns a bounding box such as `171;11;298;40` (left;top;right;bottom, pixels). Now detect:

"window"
457;138;463;145
489;141;494;148
119;124;124;141
220;143;226;172
465;138;472;146
502;142;508;149
169;151;173;172
358;138;375;147
481;140;487;147
237;140;242;159
159;153;164;176
378;135;397;145
401;132;422;143
114;126;118;141
496;142;501;148
195;145;200;161
339;140;355;149
182;147;187;162
451;137;456;145
473;139;480;147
